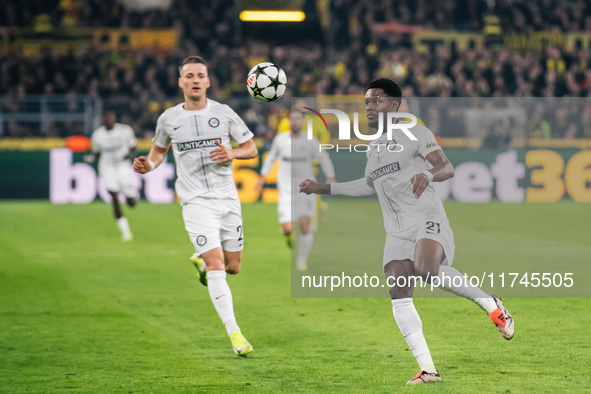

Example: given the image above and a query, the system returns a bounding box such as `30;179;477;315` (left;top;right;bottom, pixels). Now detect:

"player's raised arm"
215;103;257;164
330;177;375;196
256;137;280;192
300;175;377;196
125;146;137;161
235;139;258;159
124;125;138;160
410;149;454;199
209;139;257;164
299;179;331;195
83;152;99;164
133;144;168;174
84;133;100;164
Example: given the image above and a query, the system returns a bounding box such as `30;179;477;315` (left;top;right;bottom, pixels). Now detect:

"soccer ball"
247;62;287;102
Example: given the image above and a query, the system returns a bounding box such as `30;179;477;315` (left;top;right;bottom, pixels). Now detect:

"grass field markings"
1;202;590;391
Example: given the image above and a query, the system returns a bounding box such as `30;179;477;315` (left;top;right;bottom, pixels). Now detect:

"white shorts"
182;198;244;256
278;194;316;224
382;217;455;268
99;162;135;198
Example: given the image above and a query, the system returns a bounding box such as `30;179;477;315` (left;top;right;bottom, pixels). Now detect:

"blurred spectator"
261;127;276;152
482;120;511;149
551;107;578;139
5;121;33;138
526;104;552;139
243;102;267;137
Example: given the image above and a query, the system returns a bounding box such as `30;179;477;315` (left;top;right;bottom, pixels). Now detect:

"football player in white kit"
300;78;514;384
85;110;137;241
256;110;336;271
133;56;258;357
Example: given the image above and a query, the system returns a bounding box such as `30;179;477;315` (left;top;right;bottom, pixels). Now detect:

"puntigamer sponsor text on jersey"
176;138;222;151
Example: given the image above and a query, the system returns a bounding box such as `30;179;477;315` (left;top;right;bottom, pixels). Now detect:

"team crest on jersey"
208;117;220;128
386;139;398;149
196;235;207;246
371;161;401;180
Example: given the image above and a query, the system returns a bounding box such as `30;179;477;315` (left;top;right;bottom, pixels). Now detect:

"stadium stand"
1;0;591;139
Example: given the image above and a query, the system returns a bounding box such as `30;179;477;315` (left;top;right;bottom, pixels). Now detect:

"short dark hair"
366;78;402;100
179;56;207;74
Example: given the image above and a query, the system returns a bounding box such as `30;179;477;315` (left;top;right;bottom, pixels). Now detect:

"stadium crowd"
4;0;591;33
1;0;591;140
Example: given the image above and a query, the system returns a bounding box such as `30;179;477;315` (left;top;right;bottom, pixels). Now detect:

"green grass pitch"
0;200;589;392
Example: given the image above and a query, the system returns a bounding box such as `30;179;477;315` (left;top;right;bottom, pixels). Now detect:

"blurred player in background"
85;110;137;241
300;78;514;384
133;56;257;357
277;99;333;230
256;110;336;271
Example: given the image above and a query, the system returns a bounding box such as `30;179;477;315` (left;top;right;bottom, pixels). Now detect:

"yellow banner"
94;29;179;50
411;31;591;52
503;31;565;50
12;28;179;56
412;31;483;53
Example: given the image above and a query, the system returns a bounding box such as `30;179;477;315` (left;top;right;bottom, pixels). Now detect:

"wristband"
421;170;433;183
148;160;156;172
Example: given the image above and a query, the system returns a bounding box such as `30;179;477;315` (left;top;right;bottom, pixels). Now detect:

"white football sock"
116;217;131;237
392;298;437;373
206;270;240;337
436;265;497;314
297;233;314;263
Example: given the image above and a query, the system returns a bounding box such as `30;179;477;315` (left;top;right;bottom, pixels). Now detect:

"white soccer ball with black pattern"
246;62;287;102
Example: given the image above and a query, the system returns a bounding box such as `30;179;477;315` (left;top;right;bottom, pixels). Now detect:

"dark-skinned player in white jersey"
300;78;514;384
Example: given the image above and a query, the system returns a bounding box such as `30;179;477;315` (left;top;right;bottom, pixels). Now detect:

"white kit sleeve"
330;177;375;196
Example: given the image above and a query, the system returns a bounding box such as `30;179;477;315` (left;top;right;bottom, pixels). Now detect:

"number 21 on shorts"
426;221;441;234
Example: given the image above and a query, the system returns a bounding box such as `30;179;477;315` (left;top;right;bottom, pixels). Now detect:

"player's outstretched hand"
255;176;266;194
209;140;234;164
133;156;151;174
300;179;320;195
410;173;430;199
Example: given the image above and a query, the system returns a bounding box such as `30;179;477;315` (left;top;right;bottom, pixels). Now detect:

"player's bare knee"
300;217;311;234
300;222;310;234
225;258;241;274
204;258;224;271
281;222;292;236
414;261;439;281
226;264;240;274
224;252;242;274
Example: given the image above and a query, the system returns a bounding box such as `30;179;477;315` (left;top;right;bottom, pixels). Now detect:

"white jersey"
332;123;445;238
153;100;254;205
260;131;335;196
91;123;136;169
